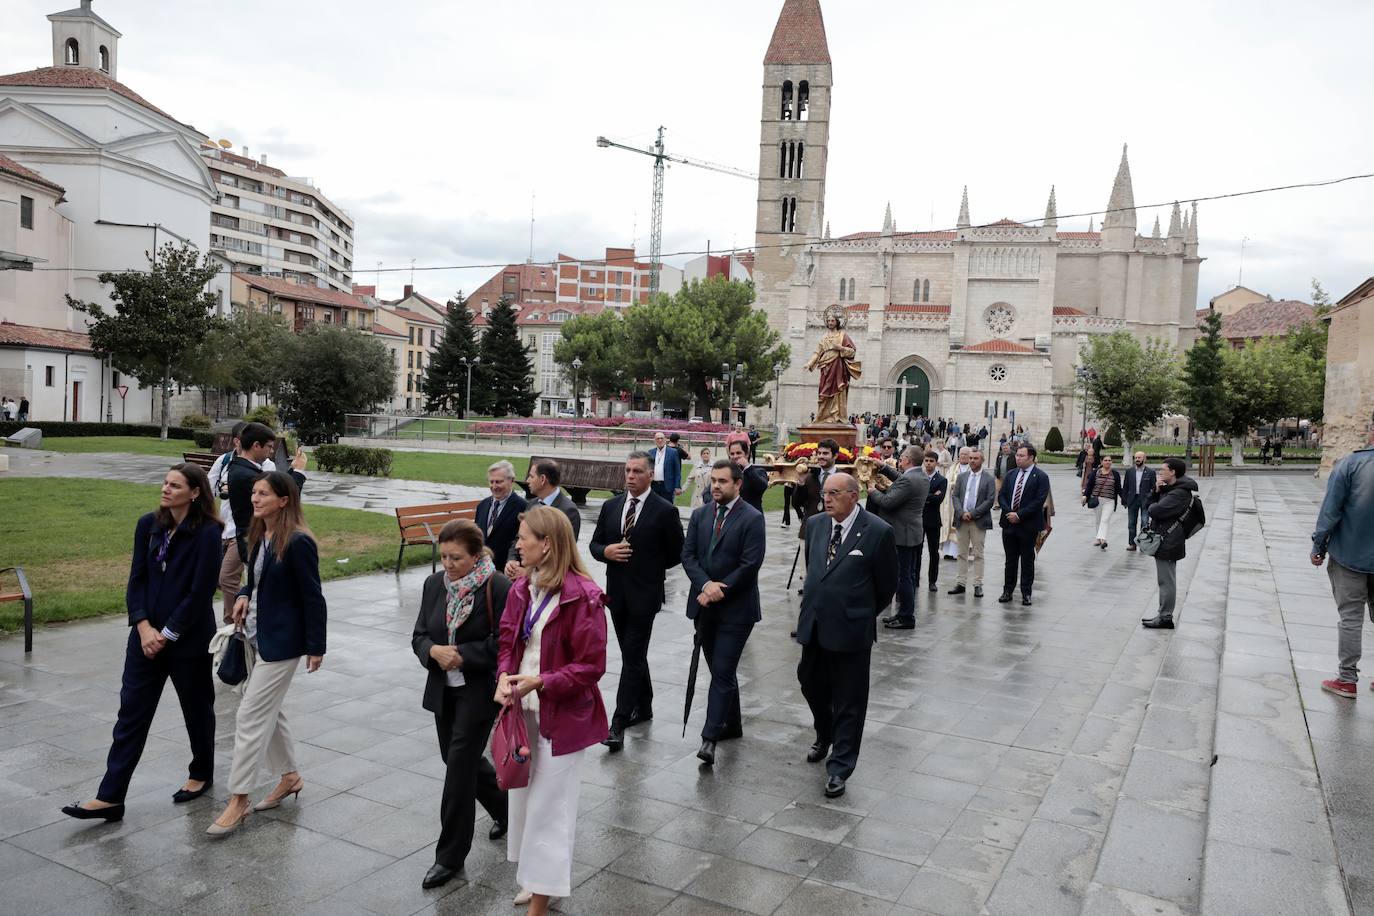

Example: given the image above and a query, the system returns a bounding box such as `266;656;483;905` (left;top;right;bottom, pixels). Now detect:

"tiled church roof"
0;67;191;128
0;321;93;352
962;339;1038;354
764;0;830;64
1219;300;1315;341
0;153;63;194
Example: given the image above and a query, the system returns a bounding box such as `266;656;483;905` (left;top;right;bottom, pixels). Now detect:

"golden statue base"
797;422;858;455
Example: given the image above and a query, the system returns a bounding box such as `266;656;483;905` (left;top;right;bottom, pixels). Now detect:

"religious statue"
804;310;861;423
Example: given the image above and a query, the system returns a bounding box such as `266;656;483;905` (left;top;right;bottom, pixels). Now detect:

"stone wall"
1320;296;1374;477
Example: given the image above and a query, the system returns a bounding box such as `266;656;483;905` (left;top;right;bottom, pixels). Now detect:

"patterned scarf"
445;553;496;644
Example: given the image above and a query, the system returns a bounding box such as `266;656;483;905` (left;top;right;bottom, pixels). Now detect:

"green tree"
276;324;395;442
1183;307;1227;436
1079;331;1184;456
67;242;221;439
553;311;632;410
1216;339;1324;465
422;292;480;415
622;277;790;419
1043;426;1064;453
477;295;535;417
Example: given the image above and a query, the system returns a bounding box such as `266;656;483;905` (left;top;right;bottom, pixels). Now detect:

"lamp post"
722;362;744;425
461;356;480;418
571;357;583;418
1075;365;1094;443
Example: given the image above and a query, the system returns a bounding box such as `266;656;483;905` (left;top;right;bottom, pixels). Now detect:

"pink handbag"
491;700;532;790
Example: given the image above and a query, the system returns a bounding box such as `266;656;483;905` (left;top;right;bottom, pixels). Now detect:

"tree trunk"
1122;440;1133;463
160;366;171;440
1230;437;1245;466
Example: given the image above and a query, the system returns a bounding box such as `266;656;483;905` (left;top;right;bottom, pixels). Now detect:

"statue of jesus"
804;314;861;423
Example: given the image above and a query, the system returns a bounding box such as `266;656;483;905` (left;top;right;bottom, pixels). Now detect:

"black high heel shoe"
61;802;125;822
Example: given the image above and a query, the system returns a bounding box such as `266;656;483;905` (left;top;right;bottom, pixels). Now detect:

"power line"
29;168;1374;277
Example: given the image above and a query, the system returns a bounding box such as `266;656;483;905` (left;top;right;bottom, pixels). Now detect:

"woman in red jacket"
495;505;607;915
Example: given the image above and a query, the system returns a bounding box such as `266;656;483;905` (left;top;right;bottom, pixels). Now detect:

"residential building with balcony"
203;145;354;294
232;273;375;333
378;301;441;412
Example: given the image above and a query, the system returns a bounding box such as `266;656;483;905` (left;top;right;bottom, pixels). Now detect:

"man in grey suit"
504;458;582;579
681;460;766;766
868;446;929;630
796;473;898;799
949;448;996;597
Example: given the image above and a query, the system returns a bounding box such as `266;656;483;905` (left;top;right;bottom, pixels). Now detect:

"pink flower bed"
472;417;731;436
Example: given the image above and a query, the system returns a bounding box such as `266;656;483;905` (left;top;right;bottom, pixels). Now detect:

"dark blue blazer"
997;465;1051;533
127;512;223;656
797;509;898;653
649;446;682;493
238;532;328;662
681;498;765;624
922;471;947;530
475;493;527;569
1121;465;1157;506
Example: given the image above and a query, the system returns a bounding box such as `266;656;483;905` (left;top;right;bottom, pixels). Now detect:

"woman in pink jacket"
495;505;607;914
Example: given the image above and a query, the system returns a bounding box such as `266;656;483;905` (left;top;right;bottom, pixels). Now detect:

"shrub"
1104;425;1122;448
313;444;392;476
1044;426;1064;453
0;421;195;440
180;413;211;429
192;430;216;449
243;404;280;430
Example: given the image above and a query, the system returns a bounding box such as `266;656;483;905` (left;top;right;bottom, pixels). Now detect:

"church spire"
882;202;893;236
1186;201;1198;243
957;186;970;229
764;0;830;64
823;220;830;240
1044;186;1058;228
1102;144;1137;250
1088;216;1095;233
1152;216;1161;238
1167;201;1182;238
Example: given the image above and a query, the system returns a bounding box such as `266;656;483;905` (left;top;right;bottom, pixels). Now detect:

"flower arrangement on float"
783;442;875;463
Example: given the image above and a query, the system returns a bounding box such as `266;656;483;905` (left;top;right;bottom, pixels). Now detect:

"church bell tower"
48;1;121;79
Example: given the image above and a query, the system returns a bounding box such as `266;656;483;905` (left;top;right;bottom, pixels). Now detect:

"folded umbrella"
683;619;702;738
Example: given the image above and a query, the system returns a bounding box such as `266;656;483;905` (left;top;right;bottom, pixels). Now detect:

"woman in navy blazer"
62;463;223;823
210;471;327;836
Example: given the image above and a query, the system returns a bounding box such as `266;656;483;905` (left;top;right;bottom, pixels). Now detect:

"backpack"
1182;491;1206;539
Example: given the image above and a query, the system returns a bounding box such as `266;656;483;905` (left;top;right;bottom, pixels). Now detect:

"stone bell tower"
48;1;121;79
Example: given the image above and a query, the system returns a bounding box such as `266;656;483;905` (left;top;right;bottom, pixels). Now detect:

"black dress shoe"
806;740;831;764
883;619;915;630
880;614;899;624
947;585;966;595
928;583;939;592
974;586;984;598
998;592;1013;603
1141;616;1175;629
824;775;846;798
697;740;716;766
61;802;124;822
1021;595;1032;607
488;819;508;841
626;709;653;728
602;728;624;752
422;863;460;889
172;781;211;804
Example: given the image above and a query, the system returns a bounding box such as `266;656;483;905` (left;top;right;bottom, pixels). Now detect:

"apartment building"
233;273;375;332
203;145;355;294
554;247;683;310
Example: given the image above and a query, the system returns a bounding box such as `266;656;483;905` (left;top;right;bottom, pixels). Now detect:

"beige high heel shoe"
206;805;251;837
253;776;304;811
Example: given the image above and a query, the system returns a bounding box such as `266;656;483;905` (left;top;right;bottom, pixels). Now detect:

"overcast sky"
5;1;1372;305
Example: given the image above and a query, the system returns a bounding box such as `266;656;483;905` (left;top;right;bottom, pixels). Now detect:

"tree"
1183;307;1227;436
422;292;481;415
477;295;536;417
553;311;632;408
622;277;790;419
1043;426;1064;453
67;242;221;439
183;307;294;411
1216;339;1324;465
276;324;395;442
1079;331;1184;457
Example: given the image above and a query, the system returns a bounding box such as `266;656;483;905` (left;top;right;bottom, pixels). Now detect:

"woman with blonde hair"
686;447;713;507
209;471;327;836
495;505;608;914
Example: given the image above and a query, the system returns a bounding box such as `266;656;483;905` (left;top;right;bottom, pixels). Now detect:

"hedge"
313;444;392;476
243;405;280;430
0;421;196;440
180;413;211;429
192;430;216;449
1044;426;1064;453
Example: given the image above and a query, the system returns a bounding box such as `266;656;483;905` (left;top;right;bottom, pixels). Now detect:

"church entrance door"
894;365;931;417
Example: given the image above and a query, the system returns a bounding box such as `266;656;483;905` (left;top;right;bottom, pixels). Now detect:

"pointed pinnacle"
1044;185;1058;227
957;186;970;229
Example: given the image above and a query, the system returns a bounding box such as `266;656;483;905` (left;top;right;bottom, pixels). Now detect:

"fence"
343;414;736;455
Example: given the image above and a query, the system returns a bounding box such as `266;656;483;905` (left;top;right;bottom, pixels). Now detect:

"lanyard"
155;528;175;572
522;590;556;642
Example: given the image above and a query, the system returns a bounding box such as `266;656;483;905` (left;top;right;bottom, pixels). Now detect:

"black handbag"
1086;495;1100;509
217;630;249;686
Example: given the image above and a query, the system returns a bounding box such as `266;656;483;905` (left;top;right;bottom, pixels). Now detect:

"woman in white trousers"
1083;456;1122;549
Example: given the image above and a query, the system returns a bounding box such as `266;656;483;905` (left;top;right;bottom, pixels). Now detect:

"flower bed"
783;442;875;463
470;417;731;438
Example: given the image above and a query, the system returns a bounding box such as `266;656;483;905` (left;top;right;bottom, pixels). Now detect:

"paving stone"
984;819;1103;916
1208;757;1338;863
682;858;803;916
1200;839;1348;916
1092;797;1204;903
898;864;995;915
1033;755;1125;833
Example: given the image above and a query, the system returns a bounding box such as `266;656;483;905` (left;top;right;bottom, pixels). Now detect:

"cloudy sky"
5;0;1372;304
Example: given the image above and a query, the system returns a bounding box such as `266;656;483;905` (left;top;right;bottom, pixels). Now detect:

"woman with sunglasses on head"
62;463;223;823
412;519;511;890
209;471;326;836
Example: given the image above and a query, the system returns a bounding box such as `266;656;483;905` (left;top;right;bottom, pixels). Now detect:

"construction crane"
596;126;756;296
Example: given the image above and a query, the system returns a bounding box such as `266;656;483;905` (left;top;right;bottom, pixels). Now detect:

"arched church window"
838;278;846;301
780;197;797;233
913;279;921;301
64;38;79;66
99;46;110;72
847;278;856;300
779;141;787;178
797;81;810;121
780;80;793;120
795;142;804;178
923;280;931;302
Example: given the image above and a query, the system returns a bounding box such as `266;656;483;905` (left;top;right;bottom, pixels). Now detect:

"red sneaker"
1322;679;1357;699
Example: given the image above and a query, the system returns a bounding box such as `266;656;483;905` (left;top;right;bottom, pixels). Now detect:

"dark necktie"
707;504;729;561
622;496;639;538
487;499;502;536
827;522;843;566
1011;472;1026;511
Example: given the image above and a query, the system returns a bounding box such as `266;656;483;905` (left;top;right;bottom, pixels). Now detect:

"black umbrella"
683;619;702;738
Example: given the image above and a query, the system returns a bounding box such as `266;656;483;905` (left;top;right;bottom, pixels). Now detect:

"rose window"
988;364;1008;383
985;304;1015;335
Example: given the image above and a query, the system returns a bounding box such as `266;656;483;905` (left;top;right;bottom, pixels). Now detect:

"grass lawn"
40;435;194;457
0;478;431;632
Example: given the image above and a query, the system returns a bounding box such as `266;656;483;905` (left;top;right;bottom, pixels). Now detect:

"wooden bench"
182;451;218;471
0;567;33;654
394;500;480;572
525;455;626;505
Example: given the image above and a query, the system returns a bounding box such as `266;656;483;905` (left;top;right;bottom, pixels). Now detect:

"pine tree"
422;292;480;415
1184;307;1227;434
477;295;536;417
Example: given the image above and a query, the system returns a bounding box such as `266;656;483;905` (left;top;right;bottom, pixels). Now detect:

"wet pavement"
0;464;1368;915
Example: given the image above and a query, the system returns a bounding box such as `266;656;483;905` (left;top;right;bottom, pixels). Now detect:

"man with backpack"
1141;457;1201;629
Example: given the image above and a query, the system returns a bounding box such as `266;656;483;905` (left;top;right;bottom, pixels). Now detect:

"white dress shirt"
620;487;650;534
653;448;666;482
964;470;983;513
830;503;861;546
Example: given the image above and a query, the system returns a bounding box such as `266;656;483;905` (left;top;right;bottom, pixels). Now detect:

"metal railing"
343;414;733;454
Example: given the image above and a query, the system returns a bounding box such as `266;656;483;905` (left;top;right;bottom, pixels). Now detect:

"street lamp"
460;356;480;418
722;362;745;425
571;357;583;418
1075;365;1095;444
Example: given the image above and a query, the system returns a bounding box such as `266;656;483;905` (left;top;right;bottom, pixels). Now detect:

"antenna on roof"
527;192;535;264
410;258;415;288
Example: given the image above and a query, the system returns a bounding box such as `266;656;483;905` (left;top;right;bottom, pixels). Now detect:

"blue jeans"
1126;500;1149;546
894;544;918;622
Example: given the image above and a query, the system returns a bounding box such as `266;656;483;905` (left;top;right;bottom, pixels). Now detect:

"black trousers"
434;685;506;869
609;604;657;728
914;524;941;587
1001;525;1039;597
797;640;871;780
98;632;215;804
698;616;754;740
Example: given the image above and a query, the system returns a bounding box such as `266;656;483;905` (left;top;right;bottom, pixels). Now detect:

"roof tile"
764;0;831;64
962;339;1038;354
0;66;190;128
235;273;372;311
0;321;92;352
0;153;64;194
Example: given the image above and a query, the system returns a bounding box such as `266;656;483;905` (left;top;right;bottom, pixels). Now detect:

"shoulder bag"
491;699;532;790
1137;492;1195;557
217;629;249;686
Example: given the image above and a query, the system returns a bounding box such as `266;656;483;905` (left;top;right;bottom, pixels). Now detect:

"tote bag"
491;700;532;791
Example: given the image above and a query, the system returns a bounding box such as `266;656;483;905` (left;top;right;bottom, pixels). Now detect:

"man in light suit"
590;451;685;751
997;444;1051;607
474;460;527;569
867;446;929;630
504;458;582;580
949;448;996;598
681;460;766;766
1121;451;1157;552
649;431;683;501
796;472;898;799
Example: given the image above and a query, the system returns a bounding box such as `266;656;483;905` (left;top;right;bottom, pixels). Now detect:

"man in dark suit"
917;450;947;592
868;446;929;629
474;460;527;569
796;472;898;799
590;451;685;751
504;458;582;580
681;460;765;766
997;444;1051;606
649;431;683;501
949;448;996;598
1121;450;1157;552
727;439;770;513
791;438;840;532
